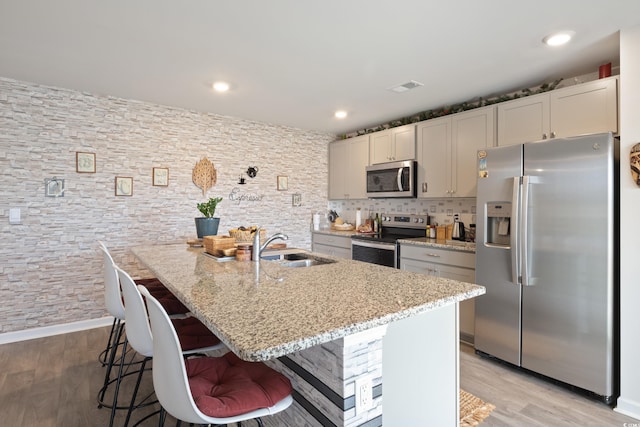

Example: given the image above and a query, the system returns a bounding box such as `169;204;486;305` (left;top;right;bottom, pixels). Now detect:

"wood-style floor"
0;326;636;426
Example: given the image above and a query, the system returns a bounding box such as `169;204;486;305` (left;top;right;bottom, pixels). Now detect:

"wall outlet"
9;208;21;224
355;376;373;414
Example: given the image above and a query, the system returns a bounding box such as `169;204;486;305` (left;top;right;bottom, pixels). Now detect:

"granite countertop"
398;237;476;253
314;229;476;252
312;228;359;237
132;244;484;362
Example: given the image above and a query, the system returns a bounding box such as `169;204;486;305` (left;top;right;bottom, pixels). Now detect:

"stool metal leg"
124;356;150;427
99;318;119;366
98;320;125;407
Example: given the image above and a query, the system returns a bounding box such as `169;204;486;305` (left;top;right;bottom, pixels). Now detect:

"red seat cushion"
172;317;221;351
136;278;189;315
186;352;293;418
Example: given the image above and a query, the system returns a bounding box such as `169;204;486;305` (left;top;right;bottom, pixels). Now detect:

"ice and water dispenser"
485;202;511;246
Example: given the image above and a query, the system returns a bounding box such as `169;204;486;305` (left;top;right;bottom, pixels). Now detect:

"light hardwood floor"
0;326;636;426
459;343;634;426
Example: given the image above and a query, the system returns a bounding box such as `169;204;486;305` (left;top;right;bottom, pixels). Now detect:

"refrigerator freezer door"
475;144;523;366
521;133;616;397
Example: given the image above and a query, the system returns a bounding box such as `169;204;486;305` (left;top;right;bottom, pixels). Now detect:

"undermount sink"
280;259;327;268
265;252;336;268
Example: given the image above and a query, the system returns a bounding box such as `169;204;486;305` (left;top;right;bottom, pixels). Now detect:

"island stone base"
262;303;460;427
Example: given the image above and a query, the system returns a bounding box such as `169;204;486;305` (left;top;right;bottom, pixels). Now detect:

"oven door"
351;240;397;268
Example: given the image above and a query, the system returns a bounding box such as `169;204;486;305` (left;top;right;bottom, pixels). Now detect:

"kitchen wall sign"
630;142;640;186
228;187;264;204
192;157;217;196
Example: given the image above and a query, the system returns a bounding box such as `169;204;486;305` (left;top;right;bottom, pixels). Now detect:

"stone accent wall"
0;77;334;333
263;327;386;427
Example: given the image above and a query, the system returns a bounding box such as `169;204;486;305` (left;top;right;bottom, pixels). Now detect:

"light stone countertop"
132;244;484;362
312;228;358;237
314;229;476;252
398;237;476;253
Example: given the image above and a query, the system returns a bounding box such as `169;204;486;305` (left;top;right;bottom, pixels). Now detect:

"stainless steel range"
351;213;429;268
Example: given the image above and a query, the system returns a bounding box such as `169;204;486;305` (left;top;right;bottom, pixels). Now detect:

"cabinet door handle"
542;133;547;140
550;131;556;138
422;182;428;193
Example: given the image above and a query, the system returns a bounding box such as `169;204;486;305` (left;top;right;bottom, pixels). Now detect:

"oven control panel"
381;214;430;228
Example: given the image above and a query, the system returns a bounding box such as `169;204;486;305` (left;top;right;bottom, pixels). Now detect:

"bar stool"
97;242;189;365
140;286;293;426
96;243;191;420
115;266;226;427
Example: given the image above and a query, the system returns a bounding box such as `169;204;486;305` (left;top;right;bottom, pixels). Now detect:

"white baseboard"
615;396;640;421
0;317;114;345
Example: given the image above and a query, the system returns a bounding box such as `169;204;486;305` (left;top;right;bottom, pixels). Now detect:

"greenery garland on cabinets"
346;78;563;138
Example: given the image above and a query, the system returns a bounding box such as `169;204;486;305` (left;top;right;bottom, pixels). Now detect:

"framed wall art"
115;176;133;196
277;175;288;191
44;177;65;197
76;152;96;173
153;167;169;186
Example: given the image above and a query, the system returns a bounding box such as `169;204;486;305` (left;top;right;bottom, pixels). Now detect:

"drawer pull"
425;253;441;257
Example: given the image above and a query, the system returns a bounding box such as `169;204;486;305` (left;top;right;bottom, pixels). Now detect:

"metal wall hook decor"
246;166;259;178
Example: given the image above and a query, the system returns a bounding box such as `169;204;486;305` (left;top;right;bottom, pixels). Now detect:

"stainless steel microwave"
365;160;417;198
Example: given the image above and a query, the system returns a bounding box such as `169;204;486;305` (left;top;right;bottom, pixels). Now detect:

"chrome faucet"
252;227;288;261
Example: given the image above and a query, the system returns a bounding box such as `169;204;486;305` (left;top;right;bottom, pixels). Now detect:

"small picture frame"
76;152;96;173
115;176;133;196
45;177;65;197
277;175;288;191
153;167;169;186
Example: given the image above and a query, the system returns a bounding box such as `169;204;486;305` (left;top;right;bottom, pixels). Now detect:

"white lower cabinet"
399;244;476;343
312;232;352;259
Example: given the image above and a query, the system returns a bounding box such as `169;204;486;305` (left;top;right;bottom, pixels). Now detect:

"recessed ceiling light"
212;81;230;92
543;31;574;47
335;111;347;119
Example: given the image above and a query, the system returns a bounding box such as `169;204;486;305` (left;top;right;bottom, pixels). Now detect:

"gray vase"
195;217;220;238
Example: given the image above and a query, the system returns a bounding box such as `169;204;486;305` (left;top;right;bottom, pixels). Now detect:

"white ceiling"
1;1;639;135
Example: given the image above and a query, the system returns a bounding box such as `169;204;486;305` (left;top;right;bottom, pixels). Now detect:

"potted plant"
195;196;223;238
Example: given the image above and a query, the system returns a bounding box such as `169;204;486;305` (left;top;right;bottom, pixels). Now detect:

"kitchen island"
132;244;484;427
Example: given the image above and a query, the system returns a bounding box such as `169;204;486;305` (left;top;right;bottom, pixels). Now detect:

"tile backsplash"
327;198;477;228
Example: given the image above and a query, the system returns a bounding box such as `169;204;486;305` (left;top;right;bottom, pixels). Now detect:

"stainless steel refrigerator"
474;132;618;404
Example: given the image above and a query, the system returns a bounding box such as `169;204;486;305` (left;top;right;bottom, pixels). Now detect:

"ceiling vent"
388;80;424;93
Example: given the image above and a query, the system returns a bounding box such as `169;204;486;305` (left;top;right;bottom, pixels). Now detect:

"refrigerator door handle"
520;175;530;287
510;176;521;285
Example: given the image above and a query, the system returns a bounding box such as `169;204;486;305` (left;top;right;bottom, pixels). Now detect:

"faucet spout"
252;228;289;261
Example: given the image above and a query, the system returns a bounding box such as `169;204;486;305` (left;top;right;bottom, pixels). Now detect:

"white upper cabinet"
549;77;618;138
369;124;416;164
417;106;495;198
498;77;618;146
497;94;550;146
328;134;369;200
416;116;450;197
